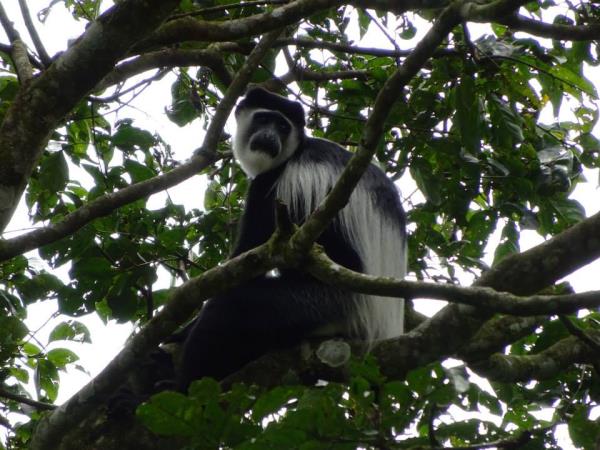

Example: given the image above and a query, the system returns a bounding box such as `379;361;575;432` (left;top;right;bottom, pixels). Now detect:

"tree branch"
0;387;56;411
559;315;600;353
471;332;600;382
17;0;51;66
96;48;232;92
283;36;460;58
306;246;600;316
501;14;600;41
136;0;431;51
0;2;33;82
459;315;545;362
0;150;218;263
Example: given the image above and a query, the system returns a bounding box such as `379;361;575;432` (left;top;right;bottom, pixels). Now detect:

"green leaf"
492;221;520;266
411;165;442;206
166;73;199;127
38;151;69;193
137;391;196;437
569;406;600;448
48;321;91;343
112;123;155;151
454;76;482;154
69;257;113;280
551;198;586;224
252;386;301;421
548;64;597;99
47;348;79;368
123;160;156;183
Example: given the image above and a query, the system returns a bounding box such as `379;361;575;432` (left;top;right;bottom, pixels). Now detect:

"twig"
168;0;288;21
427;403;440;447
0;387;56;411
559;316;600;353
96;48;232;91
18;0;51;66
363;10;403;65
91;68;169;102
432;429;534;449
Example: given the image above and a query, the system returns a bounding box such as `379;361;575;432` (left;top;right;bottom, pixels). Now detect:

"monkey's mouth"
249;133;280;157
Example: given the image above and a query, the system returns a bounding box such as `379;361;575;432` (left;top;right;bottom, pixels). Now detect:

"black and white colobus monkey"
179;87;406;389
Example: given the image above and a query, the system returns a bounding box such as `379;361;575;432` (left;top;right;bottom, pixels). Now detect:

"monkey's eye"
276;120;290;134
253;115;268;125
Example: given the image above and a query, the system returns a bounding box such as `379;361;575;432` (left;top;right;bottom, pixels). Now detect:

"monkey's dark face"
233;108;300;178
247;111;292;157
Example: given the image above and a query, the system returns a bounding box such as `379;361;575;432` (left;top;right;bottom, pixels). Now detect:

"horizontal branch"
471;332;600;382
96;48;232;92
306;248;600;316
282;36;460;58
138;0;347;49
0;387;55;411
137;0;432;51
459;315;545;362
0;150;217;263
501;14;600;41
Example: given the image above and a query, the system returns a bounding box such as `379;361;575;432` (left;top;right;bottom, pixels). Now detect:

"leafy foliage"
0;0;599;449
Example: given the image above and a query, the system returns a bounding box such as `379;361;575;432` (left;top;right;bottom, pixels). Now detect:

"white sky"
1;2;598;448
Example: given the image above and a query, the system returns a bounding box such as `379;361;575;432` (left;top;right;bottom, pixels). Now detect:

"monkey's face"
233;108;300;178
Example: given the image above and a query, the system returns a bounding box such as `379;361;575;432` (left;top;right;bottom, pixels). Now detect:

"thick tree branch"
459;0;531;22
373;210;600;381
136;0;431;51
0;0;180;233
477;212;600;293
137;0;346;50
559;315;600;353
471;332;600;382
29;29;282;450
459;315;545;362
501;14;600;41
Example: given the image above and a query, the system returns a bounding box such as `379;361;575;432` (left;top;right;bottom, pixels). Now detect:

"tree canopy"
0;0;600;449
